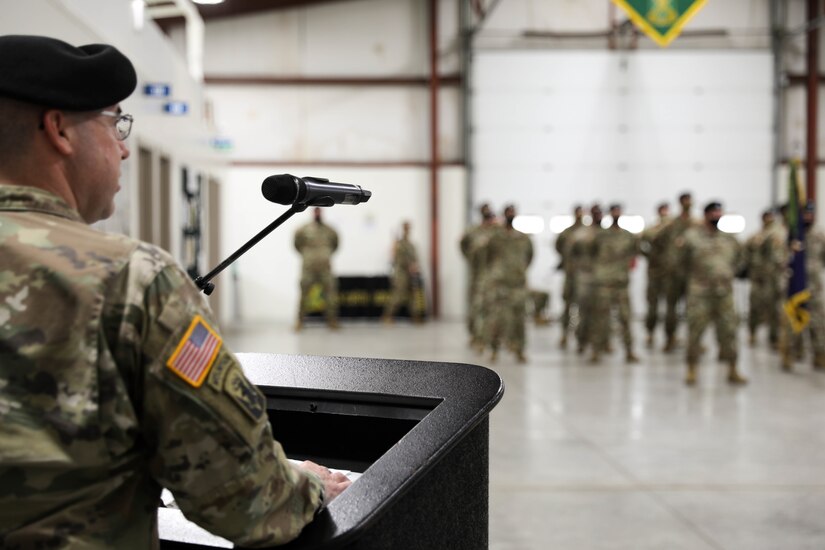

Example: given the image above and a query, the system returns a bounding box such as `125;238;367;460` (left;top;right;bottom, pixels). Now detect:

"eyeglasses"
99;110;134;140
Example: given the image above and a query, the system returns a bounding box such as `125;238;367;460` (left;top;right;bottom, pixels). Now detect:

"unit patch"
166;315;222;387
225;368;266;421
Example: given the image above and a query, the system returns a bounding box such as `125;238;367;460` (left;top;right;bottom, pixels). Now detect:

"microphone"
261;174;372;207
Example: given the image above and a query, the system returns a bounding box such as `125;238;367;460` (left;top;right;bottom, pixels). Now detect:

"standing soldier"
781;202;825;371
639;202;671;348
682;202;747;386
572;204;605;354
745;209;786;348
555;204;587;348
654;192;701;352
383;220;425;323
590;204;640;363
294;207;339;331
482;205;534;363
460;203;497;349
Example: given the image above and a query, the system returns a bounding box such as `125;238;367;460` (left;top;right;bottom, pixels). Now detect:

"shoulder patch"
225;368;266;421
166;315;222;387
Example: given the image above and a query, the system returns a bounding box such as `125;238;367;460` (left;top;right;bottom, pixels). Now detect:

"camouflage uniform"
294;220;339;325
803;228;825;362
682;225;744;366
481;225;533;360
782;227;825;367
0;185;323;549
555;221;587;343
654;214;701;349
745;222;787;346
639;215;670;341
590;226;640;361
460;222;497;345
570;224;604;352
383;236;424;320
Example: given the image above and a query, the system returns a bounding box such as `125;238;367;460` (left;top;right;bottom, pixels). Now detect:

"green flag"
612;0;709;47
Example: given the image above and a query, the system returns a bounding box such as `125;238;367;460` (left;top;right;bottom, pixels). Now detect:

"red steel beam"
807;0;820;202
204;74;463;87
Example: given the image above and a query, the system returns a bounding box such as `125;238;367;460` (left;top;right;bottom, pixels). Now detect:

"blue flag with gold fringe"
784;161;810;333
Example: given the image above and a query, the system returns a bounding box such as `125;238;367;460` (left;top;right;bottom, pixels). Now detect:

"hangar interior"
3;1;825;549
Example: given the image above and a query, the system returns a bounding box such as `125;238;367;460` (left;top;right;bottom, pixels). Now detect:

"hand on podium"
297;460;352;502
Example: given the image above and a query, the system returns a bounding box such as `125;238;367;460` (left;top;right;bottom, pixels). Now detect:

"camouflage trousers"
665;272;689;339
591;283;632;353
686;286;738;364
575;274;595;350
468;275;485;342
298;268;338;322
559;272;578;334
748;276;782;343
483;285;528;353
645;270;668;334
529;289;550;321
384;271;425;319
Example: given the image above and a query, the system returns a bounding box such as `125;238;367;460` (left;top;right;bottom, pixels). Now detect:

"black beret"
0;35;137;110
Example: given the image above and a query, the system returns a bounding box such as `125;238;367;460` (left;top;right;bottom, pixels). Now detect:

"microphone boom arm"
194;202;311;295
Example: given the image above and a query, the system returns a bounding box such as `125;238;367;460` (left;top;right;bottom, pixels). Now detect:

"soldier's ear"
41;110;75;156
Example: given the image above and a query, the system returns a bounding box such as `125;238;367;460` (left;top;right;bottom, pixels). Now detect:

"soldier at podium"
0;35;349;549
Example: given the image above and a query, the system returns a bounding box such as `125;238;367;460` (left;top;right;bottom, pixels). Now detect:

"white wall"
194;0;467;322
216;166;465;323
472;50;773;316
0;0;225;266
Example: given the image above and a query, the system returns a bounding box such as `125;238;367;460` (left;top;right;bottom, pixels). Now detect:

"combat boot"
559;332;568;350
515;350;528;364
814;355;825;371
646;333;654;349
748;332;756;347
490;348;498;363
626;351;639;364
663;336;677;353
327;318;340;330
589;351;601;364
727;362;748;385
685;363;698;386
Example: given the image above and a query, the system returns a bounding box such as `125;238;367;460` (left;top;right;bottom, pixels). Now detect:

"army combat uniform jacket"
0;185;322;549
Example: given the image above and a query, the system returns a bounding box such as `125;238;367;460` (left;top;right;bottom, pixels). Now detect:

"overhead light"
513;215;545;235
718;214;746;234
549;215;574;234
132;0;145;30
192;0;225;4
617;215;645;234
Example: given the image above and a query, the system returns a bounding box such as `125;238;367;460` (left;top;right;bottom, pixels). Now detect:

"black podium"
159;353;504;549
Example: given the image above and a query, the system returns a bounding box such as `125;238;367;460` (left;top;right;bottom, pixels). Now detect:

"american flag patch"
166;315;223;387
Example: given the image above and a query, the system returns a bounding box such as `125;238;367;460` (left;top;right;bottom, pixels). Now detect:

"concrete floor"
225;320;825;550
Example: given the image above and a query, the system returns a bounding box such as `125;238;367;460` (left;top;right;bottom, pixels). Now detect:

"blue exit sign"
143;83;171;97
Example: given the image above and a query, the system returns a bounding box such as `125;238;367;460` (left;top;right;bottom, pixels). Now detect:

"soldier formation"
461;204;534;363
460;193;825;386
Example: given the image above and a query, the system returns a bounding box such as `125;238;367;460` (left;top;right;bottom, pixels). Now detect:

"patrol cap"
0;35;137;110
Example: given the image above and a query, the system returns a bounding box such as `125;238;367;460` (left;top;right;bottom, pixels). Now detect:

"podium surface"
159;353;504;549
